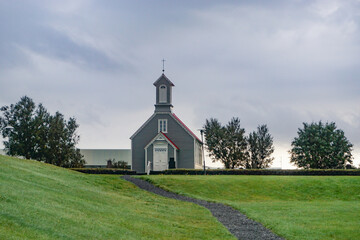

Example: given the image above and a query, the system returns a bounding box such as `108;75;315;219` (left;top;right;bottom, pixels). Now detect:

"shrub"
163;169;360;176
71;168;136;175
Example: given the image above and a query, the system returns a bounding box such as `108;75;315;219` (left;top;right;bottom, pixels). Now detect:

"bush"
71;168;360;176
163;169;360;176
71;168;136;175
107;159;130;169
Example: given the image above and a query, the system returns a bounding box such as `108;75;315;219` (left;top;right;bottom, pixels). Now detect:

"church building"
130;73;203;173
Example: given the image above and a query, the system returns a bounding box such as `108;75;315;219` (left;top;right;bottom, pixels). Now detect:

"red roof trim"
161;132;179;150
172;113;202;143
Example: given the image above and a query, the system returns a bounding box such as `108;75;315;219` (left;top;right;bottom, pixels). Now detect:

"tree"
204;117;248;169
0;96;37;159
32;103;50;162
290;121;353;169
44;112;84;167
0;96;85;167
247;124;274;169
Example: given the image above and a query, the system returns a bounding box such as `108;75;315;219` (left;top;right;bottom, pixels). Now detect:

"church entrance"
153;143;168;171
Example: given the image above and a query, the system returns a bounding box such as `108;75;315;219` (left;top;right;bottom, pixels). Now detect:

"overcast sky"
1;0;359;168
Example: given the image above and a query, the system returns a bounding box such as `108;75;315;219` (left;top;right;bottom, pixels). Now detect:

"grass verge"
142;175;360;240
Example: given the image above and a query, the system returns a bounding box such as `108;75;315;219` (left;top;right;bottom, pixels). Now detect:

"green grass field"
143;175;360;240
0;155;235;240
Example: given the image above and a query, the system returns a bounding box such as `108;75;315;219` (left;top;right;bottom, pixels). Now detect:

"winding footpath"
121;176;283;240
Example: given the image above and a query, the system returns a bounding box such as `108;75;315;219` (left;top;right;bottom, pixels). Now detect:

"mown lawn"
142;175;360;240
0;155;235;240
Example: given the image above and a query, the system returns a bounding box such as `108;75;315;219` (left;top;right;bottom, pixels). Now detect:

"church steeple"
153;73;174;113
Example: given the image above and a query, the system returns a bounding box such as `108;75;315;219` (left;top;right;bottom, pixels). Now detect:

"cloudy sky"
1;0;359;168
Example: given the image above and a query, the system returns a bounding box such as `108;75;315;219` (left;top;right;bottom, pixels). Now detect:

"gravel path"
121;175;284;240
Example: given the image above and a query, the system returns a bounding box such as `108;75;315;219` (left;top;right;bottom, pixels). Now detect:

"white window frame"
158;119;168;133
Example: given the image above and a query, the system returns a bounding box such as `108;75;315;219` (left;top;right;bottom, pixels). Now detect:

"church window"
158;119;168;133
159;85;167;103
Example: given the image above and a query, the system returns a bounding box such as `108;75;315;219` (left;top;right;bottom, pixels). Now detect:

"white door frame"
153;143;168;171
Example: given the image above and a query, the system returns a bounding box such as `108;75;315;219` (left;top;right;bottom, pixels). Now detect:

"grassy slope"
0;156;235;240
143;175;360;240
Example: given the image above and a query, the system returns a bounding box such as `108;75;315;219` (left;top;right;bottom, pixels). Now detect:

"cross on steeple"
162;59;166;73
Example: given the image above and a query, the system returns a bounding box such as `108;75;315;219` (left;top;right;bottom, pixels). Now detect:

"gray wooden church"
130;73;203;173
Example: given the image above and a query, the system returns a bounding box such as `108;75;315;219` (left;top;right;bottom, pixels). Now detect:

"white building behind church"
80;149;131;168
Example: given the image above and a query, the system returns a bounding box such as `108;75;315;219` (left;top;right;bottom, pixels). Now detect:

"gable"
153;74;175;87
130;113;173;141
144;132;179;150
130;112;202;144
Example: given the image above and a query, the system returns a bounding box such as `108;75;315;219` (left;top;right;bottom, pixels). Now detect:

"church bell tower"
153;73;174;113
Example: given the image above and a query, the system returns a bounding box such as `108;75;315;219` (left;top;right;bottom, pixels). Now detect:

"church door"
153;143;168;171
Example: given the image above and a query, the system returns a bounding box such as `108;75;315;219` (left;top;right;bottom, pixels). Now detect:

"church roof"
153;73;175;86
172;113;202;143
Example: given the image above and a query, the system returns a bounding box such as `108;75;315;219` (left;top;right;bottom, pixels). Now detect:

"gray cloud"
1;0;359;166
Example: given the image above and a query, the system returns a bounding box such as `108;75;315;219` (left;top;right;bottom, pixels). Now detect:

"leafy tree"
204;117;248;169
0;96;37;159
0;96;85;167
290;121;353;169
247;124;274;169
63;117;84;168
32;103;50;162
44;112;84;167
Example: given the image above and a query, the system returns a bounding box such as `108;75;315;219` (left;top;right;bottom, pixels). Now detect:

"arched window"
159;85;167;103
